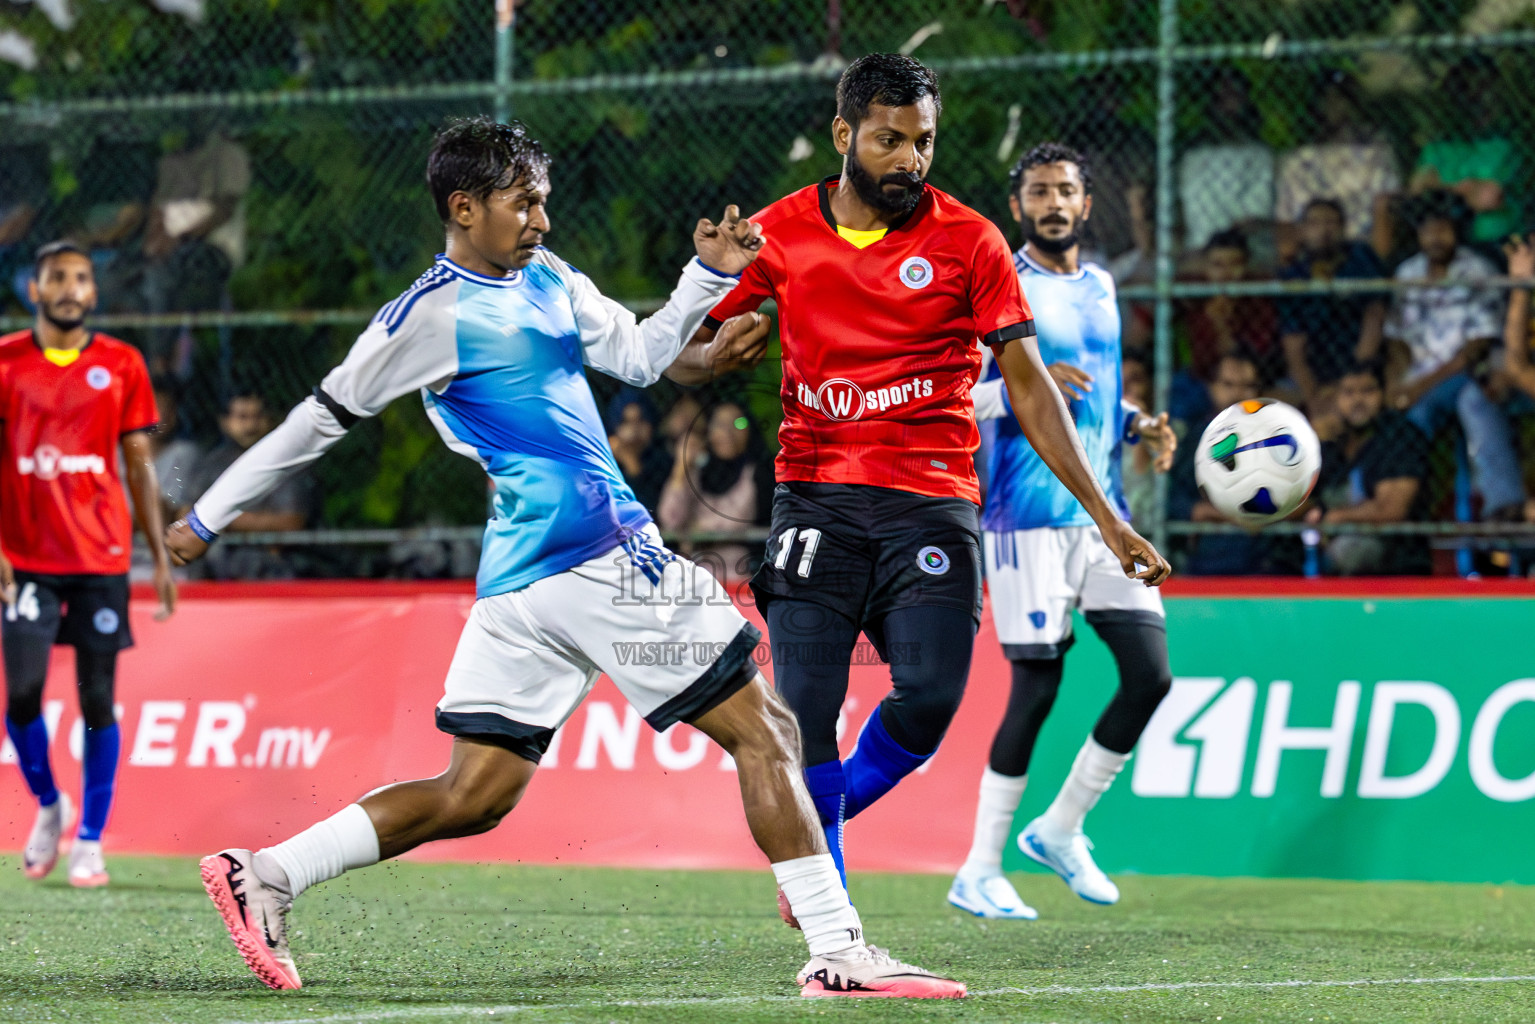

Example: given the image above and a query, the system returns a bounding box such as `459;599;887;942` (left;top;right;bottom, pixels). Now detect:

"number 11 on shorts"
772;527;822;578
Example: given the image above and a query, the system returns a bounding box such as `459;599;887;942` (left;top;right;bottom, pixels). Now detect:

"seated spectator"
1278;198;1387;413
1304;362;1430;575
143;126;251;369
658;400;773;580
1409;57;1520;249
1168;353;1271;574
1177;228;1279;388
1383;191;1524;520
605;388;670;515
185;389;315;578
1178;68;1274;254
1274;70;1400;263
658;391;703;460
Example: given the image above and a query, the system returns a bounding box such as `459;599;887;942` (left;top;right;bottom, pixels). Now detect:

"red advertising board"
0;581;1012;873
6;578;1534;875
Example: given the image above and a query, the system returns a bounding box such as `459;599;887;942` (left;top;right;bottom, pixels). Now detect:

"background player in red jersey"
0;241;177;887
695;54;1170;888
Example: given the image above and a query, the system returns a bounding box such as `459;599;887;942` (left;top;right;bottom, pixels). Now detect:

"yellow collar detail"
43;348;81;367
836;224;888;249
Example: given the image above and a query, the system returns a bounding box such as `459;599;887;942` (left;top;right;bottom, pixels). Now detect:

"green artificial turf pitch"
2;856;1531;1023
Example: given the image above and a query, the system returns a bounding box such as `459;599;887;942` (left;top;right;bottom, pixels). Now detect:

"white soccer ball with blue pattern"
1194;398;1321;526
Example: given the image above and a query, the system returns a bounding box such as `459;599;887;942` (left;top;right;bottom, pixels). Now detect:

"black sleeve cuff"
312;386;361;429
982;321;1036;348
701;314;724;332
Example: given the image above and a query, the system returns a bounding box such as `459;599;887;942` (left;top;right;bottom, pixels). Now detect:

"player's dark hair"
1008;142;1094;197
835;53;942;129
1300;197;1346;224
1206;228;1249;256
32;239;89;279
427;117;551;223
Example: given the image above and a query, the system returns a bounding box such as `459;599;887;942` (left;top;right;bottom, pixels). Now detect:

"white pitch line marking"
222;974;1535;1024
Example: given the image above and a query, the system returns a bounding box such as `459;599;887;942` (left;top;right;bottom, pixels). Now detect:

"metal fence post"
1150;0;1179;556
495;0;515;122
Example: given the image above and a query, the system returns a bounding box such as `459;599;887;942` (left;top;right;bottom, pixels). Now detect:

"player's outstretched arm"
559;206;767;387
167;310;459;566
122;431;177;618
994;337;1170;585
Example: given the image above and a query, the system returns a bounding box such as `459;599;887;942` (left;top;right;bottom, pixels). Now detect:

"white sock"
260;803;380;898
1042;737;1129;834
772;854;864;957
959;769;1027;876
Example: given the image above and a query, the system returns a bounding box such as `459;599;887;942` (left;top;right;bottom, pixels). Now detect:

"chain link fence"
2;1;1533;577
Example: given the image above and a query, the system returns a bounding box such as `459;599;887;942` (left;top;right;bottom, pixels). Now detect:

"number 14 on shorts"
772;528;823;579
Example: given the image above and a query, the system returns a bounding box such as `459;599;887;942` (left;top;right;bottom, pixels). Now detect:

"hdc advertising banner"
1;581;1531;884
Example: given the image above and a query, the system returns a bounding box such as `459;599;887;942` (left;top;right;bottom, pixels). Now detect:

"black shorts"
0;572;134;654
749;482;982;631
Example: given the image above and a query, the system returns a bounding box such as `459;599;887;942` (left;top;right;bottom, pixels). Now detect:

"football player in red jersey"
697;54;1170;890
0;241;177;887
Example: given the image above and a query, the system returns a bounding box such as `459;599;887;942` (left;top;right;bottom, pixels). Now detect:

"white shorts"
437;528;760;762
985;524;1164;659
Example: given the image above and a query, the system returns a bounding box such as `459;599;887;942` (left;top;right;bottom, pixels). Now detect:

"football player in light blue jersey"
948;143;1178;920
165;118;963;999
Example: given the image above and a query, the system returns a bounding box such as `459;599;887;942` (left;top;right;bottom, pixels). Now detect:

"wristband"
694;257;741;280
185;508;218;543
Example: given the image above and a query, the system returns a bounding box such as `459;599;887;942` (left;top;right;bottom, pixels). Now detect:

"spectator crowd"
7;59;1535;580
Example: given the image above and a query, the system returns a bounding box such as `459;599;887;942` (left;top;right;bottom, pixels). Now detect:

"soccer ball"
1194;399;1321;526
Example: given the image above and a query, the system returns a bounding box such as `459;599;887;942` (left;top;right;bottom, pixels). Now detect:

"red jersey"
707;177;1033;504
0;331;158;575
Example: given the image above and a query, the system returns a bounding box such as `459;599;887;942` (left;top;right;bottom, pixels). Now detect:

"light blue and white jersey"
192;249;737;597
972;248;1135;532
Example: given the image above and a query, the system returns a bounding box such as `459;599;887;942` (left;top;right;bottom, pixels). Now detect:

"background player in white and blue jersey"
163;118;963;999
948;143;1178;920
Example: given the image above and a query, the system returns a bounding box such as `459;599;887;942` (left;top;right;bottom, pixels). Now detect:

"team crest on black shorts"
916;545;950;575
93;608;119;634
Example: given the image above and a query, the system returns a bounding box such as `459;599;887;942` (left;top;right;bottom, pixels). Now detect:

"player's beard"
844;148;925;216
39;300;87;333
1024;214;1081;256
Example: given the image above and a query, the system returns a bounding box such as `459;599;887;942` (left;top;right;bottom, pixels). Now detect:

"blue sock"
5;714;58;807
843;706;931;820
79;723;120;841
803;759;847;887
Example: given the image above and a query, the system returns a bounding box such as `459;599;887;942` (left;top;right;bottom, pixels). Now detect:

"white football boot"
1017;815;1120;905
67;838;110;888
23;792;72;880
947;868;1038;920
200;849;302;989
797;943;966;998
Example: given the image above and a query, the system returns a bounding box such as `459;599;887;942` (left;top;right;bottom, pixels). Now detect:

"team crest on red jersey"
898;256;934;290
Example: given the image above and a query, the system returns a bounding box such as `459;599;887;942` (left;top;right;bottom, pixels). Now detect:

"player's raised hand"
164;518;210;568
1101;519;1171;586
1046;362;1094;401
694;205;765;277
0;551;13;607
705;312;773;377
